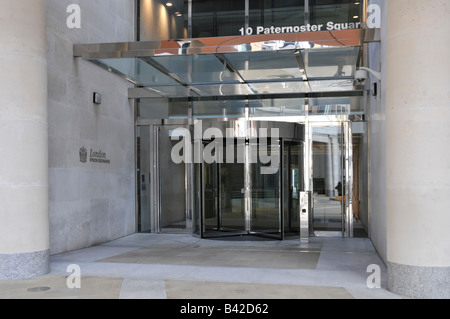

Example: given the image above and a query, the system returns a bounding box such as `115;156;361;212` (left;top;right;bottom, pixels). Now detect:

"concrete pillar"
385;0;450;298
0;0;49;279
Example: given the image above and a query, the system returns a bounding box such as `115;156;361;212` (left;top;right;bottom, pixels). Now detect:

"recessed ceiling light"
353;15;359;19
166;2;173;7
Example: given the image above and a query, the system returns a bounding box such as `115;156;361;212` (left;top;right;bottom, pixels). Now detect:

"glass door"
283;141;304;236
311;122;352;237
249;141;282;239
201;140;247;238
201;139;284;239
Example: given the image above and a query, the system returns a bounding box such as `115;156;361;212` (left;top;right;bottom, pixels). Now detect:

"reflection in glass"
249;0;305;32
151;54;240;84
301;47;360;79
192;0;245;38
193;100;246;119
250;142;281;235
202;142;246;235
312;125;344;234
310;0;362;25
249;98;306;117
283;142;303;235
97;58;179;87
224;51;303;81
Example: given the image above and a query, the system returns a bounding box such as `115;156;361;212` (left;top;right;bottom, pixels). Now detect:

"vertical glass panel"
159;126;187;231
284;142;303;235
219;146;246;232
193;140;203;236
138;0;188;41
312;125;344;235
202;141;246;236
249;0;305;33
192;0;245;38
310;0;362;26
137;126;151;232
203;157;219;231
250;141;281;237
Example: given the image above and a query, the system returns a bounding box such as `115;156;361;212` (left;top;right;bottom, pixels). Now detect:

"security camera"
354;69;369;83
355;67;381;81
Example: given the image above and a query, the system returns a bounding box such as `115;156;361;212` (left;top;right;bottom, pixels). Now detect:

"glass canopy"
92;47;360;98
75;30;370;117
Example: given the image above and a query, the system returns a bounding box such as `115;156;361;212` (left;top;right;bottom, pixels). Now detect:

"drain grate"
27;286;51;293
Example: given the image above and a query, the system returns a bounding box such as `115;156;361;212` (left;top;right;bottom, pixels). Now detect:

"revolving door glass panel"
202;141;246;236
249;142;282;238
200;138;302;239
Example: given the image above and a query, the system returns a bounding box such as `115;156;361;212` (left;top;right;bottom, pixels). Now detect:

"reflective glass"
309;79;354;92
250;81;309;94
150;54;240;84
96;58;179;86
250;142;281;236
223;51;303;81
301;46;360;79
193;100;246;119
249;0;305;33
312;125;345;235
192;0;245;38
309;96;363;116
310;0;362;25
192;83;254;96
249;98;306;117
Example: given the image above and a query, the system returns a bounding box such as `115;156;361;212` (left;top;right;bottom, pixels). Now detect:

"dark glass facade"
138;0;363;40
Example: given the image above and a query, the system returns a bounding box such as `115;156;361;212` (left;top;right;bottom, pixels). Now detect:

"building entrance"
191;120;304;240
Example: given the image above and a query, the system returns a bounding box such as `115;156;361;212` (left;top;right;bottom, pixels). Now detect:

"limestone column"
0;0;49;279
385;0;450;298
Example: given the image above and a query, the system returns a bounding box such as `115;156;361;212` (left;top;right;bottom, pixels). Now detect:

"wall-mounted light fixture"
93;92;102;105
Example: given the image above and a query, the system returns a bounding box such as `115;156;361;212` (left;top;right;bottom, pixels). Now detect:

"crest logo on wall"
79;147;88;163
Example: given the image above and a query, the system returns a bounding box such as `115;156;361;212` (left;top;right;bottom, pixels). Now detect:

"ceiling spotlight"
166;2;173;7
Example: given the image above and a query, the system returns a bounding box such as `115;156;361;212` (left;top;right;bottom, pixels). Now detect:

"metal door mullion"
346;122;354;237
217;161;221;231
341;123;345;237
280;139;284;240
245;142;251;234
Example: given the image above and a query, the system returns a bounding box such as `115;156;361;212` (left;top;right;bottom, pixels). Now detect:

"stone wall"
46;0;136;254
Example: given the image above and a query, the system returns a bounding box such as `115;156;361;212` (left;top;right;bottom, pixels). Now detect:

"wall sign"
239;22;363;35
79;147;111;164
239;4;381;36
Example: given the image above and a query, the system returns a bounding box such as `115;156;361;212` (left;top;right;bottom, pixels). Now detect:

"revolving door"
193;121;304;239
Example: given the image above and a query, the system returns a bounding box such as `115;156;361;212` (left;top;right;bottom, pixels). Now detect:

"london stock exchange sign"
79;147;111;164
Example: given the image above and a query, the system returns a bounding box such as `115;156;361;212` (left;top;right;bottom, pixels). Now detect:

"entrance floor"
0;234;403;299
